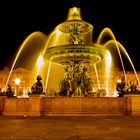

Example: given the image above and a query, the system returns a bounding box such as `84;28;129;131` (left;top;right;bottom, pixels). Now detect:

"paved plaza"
0;115;140;140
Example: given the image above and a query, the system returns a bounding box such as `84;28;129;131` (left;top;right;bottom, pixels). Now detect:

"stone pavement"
0;116;140;140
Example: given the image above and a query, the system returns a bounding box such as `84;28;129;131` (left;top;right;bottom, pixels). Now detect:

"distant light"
117;79;121;83
14;78;21;85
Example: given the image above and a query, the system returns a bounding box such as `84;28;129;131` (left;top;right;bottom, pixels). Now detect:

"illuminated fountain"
5;7;140;97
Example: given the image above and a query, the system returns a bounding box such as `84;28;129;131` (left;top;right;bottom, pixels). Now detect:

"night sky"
0;0;140;70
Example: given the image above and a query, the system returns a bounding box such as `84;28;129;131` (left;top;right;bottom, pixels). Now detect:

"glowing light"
67;7;81;20
117;79;121;83
105;51;111;96
23;89;26;94
51;28;62;46
4;31;46;91
113;90;119;97
14;78;21;85
42;30;57;55
45;61;52;90
94;64;100;90
4;7;140;97
36;54;44;76
2;88;5;92
99;28;126;82
104;40;140;87
106;51;112;73
97;27;114;44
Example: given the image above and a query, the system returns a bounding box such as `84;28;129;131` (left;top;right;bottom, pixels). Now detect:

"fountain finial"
67;7;81;20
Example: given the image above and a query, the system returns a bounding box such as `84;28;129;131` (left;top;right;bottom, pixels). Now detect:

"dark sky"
0;0;140;70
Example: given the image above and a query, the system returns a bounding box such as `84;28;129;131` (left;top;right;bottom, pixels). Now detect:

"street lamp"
14;78;21;96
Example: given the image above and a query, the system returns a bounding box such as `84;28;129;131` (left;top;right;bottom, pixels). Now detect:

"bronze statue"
31;75;43;94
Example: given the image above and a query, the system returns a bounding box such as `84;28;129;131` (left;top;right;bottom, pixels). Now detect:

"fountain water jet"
4;31;47;90
5;7;140;96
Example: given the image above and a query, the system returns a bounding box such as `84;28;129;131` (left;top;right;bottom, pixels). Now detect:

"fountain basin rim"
44;44;108;65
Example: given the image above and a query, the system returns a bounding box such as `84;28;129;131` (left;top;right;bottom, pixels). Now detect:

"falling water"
94;64;100;90
118;42;140;86
97;27;126;80
105;40;140;87
105;51;112;96
35;30;57;78
45;61;52;90
42;30;57;56
5;7;140;96
4;31;47;90
98;27;140;87
36;54;44;77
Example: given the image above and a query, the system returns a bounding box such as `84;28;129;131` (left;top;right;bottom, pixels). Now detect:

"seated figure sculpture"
59;64;93;97
67;79;74;97
116;76;126;97
73;81;84;97
6;84;15;97
31;75;43;94
59;68;70;96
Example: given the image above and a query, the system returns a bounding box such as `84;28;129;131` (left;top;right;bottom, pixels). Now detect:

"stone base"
1;95;140;116
3;98;29;116
42;97;127;116
124;94;140;116
29;95;42;116
0;96;7;115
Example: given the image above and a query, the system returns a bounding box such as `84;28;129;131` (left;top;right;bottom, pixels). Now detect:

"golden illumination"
5;31;47;90
99;28;125;72
50;28;65;46
36;54;44;76
98;27;126;88
45;61;52;90
97;27;115;44
14;78;21;96
94;64;100;89
117;79;121;83
14;78;21;85
67;7;81;20
3;7;140;97
105;51;112;96
104;40;140;87
106;51;111;71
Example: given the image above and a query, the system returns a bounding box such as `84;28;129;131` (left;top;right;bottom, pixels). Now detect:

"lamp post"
14;78;21;96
